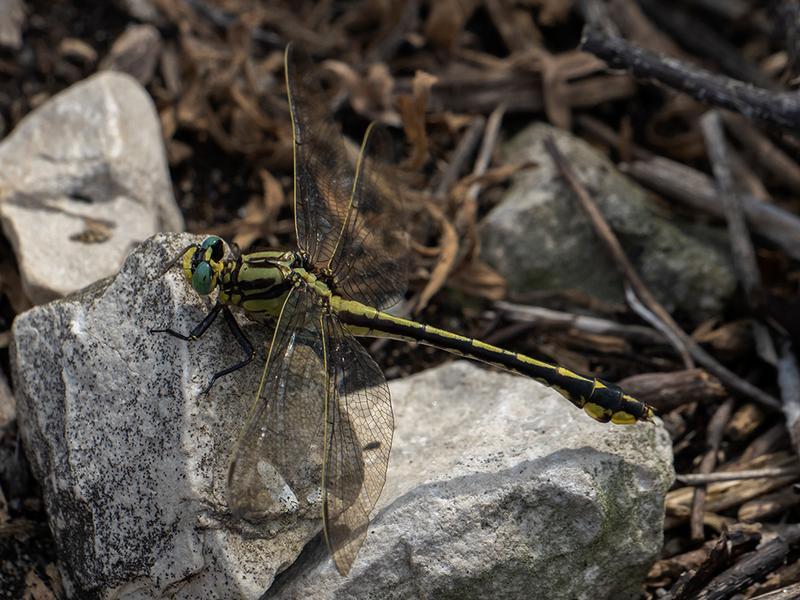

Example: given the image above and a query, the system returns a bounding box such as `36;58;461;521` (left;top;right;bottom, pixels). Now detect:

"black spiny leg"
204;306;255;391
151;303;255;394
151;302;224;342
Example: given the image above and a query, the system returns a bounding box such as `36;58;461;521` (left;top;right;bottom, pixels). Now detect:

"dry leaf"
325;59;399;125
226;169;284;251
450;161;537;202
424;0;480;50
415;199;458;312
398;70;436;170
448;259;507;301
692;319;754;360
58;38;97;65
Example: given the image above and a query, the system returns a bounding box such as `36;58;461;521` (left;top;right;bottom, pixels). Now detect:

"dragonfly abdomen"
333;297;654;425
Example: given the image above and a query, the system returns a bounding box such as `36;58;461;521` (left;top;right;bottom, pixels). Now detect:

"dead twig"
701;110;776;367
677;467;800;485
434;115;486;198
581;26;800;134
454;103;505;261
396;70;636;114
624;286;693;368
636;0;775;88
738;486;800;522
750;583;800;600
667;452;800;519
495;300;665;345
721;111;800;194
467;104;505;202
739;423;790;465
577;0;620;37
778;341;800;459
576;113;652;161
667;528;761;600
691;398;735;541
774;2;800;79
692;525;800;600
700;111;763;309
415;106;505;313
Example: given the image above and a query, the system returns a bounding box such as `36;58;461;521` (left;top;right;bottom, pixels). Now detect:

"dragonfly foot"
198;380;215;398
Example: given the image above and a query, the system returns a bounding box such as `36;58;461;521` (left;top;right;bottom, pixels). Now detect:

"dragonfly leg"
150;302;224;341
201;306;255;393
151;303;255;394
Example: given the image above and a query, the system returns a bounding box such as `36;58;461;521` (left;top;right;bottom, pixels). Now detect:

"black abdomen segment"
338;306;654;425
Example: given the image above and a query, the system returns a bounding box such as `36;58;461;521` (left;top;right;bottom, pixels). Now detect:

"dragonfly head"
165;235;227;296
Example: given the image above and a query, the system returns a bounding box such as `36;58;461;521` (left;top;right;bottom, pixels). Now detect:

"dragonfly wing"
327;123;409;310
227;286;327;521
285;44;408;310
322;314;394;575
285;43;354;267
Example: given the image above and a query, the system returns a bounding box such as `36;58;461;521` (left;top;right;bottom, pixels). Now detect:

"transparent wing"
285;44;408;309
327;123;409;310
322;315;394;575
285;43;356;269
227;286;327;521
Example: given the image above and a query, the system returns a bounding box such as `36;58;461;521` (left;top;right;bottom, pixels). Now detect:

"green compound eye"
201;236;224;261
191;262;214;295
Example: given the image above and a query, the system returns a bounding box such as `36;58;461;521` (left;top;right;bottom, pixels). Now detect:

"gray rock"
12;234;673;599
481;123;736;320
0;72;183;305
268;361;673;600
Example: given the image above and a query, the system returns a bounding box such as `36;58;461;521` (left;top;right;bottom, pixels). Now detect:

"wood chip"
725;403;766;442
619;369;726;413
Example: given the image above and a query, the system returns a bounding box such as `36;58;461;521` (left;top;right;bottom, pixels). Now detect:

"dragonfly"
153;43;655;576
